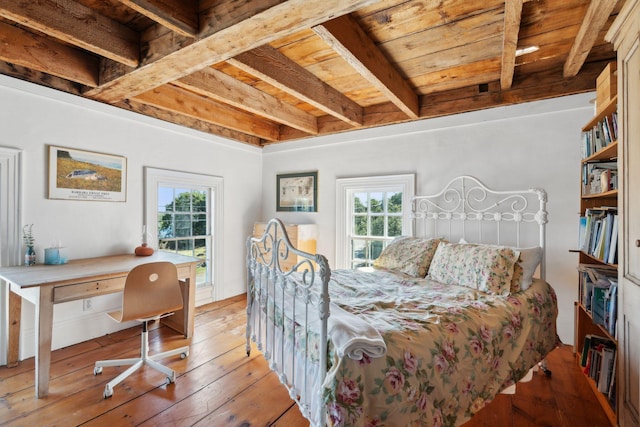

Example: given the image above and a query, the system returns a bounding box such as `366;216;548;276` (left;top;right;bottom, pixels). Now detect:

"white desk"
0;251;200;398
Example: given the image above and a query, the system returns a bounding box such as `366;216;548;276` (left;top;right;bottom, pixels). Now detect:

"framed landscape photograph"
48;145;127;202
277;171;317;212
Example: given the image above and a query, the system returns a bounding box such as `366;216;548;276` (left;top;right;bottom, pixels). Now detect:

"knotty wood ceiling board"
0;0;625;146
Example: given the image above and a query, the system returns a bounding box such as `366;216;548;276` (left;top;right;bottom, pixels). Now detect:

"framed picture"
48;145;127;202
277;171;317;212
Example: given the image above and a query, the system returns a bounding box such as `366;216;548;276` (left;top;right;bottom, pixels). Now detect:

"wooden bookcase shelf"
574;64;619;427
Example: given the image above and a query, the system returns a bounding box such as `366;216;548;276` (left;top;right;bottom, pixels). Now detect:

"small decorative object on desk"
23;224;36;266
134;225;154;256
44;241;68;265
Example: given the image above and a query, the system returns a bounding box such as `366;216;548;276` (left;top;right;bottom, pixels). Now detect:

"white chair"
93;261;190;398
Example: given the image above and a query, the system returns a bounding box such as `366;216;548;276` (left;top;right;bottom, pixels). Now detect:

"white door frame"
0;146;23;366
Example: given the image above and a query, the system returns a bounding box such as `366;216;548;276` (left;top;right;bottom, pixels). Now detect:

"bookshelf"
575;64;618;427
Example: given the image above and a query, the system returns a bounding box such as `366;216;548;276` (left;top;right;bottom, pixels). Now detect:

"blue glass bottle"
25;246;36;266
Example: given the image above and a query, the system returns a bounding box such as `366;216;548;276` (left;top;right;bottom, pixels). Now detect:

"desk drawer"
53;276;127;303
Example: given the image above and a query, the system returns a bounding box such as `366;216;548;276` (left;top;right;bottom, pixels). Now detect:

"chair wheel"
94;366;103;375
166;376;174;385
103;387;113;399
180;352;187;359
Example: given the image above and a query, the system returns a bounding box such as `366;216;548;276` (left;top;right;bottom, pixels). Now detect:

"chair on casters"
94;261;190;398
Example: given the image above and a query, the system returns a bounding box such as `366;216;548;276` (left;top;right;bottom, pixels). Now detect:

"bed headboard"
412;175;548;279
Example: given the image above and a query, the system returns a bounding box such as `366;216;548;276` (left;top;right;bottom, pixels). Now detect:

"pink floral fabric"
322;269;559;427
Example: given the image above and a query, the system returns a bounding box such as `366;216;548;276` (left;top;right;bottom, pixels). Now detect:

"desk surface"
0;252;200;288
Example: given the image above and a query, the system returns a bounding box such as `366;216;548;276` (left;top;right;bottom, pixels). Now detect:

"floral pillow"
427;242;520;296
456;239;543;293
373;236;444;278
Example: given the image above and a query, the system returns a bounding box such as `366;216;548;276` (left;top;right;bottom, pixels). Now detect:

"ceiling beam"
0;0;139;67
133;84;280;141
0;20;99;87
500;0;524;89
115;98;263;146
84;0;379;103
313;14;419;119
118;0;198;38
563;0;618;77
228;45;364;126
175;67;318;134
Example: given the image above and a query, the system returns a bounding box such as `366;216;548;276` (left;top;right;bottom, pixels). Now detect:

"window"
336;174;415;269
145;168;223;306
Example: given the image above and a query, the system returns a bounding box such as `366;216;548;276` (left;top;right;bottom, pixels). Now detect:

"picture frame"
277;171;317;212
48;145;127;202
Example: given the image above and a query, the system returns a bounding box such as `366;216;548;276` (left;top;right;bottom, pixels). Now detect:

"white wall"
261;93;595;345
0;75;263;358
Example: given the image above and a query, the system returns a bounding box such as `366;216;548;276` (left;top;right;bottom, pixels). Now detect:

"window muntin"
336;174;414;270
157;186;210;286
350;190;403;268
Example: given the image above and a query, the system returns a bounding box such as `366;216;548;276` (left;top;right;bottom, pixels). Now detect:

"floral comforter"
322;269;559;427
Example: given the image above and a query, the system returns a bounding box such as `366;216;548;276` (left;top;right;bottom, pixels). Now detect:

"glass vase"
25;245;36;266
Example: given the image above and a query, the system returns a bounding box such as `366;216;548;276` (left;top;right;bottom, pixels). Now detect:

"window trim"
144;167;224;303
335;174;415;269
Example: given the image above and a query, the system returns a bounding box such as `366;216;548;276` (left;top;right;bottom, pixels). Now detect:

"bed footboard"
246;218;331;426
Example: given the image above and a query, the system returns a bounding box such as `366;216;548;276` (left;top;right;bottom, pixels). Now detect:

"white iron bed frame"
246;175;549;426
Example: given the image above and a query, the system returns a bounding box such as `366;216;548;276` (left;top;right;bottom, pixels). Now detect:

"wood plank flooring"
0;295;613;427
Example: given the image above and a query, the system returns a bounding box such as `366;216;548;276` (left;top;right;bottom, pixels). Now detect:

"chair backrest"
118;261;184;322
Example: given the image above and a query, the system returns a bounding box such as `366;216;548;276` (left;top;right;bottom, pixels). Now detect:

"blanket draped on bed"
321;269;559;427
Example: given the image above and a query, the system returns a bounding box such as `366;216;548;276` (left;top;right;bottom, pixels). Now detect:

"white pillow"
511;246;543;292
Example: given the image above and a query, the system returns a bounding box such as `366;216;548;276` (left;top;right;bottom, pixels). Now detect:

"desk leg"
162;265;195;338
35;287;53;398
7;290;21;367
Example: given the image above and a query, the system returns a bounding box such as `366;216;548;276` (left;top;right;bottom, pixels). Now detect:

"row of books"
582;162;618;195
582;111;618;159
580;334;617;406
579;208;618;264
578;263;618;337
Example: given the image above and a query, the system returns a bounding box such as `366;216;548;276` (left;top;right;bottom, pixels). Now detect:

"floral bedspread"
322;269;559;427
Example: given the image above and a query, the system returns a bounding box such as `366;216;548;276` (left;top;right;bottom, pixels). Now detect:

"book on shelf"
578;263;618;338
580;334;616;403
582;111;619;159
579;208;618;263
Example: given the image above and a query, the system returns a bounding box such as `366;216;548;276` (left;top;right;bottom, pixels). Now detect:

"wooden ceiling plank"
281;60;602;142
376;8;505;65
118;0;198;38
0;0;139;67
0;20;99;87
229;45;364;126
563;0;619;77
500;0;523;89
0;60;84;95
175;68;318;134
313;14;419;119
198;0;285;37
401;36;503;78
84;0;379;103
115;98;263;146
133;84;280;141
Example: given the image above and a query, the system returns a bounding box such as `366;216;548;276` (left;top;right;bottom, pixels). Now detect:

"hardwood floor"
0;295;613;427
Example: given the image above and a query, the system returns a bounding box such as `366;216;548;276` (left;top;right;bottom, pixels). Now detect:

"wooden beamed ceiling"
0;0;625;147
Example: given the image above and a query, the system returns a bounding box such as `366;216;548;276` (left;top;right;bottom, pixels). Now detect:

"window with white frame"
144;168;223;306
336;174;415;269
